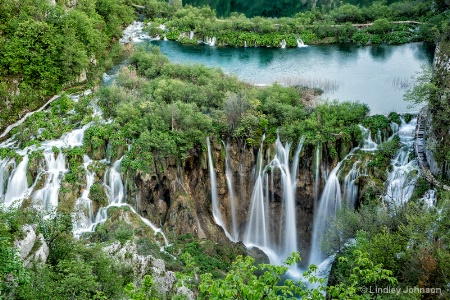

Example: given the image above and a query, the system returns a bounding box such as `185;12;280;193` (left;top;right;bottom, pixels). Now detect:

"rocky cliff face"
130;136;348;261
426;40;450;178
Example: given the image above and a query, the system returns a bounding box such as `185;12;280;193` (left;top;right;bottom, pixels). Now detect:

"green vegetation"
141;0;449;47
0;0;136;133
1;1;449;300
93;45;368;174
325;193;450;299
0;207;134;300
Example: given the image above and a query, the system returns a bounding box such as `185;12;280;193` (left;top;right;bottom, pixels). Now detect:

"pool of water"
146;40;435;114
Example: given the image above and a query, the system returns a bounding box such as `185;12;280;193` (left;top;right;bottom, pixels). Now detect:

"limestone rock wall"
131;136;347;260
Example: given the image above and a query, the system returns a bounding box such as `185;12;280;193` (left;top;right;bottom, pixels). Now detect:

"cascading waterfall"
358;125;378;151
343;161;360;208
106;158;125;204
309;161;343;266
32;152;67;211
384;118;418;207
243;135;270;252
72;155;96;236
4;155;29;206
0;88;168;245
82;156;169;245
314;144;321;208
422;189;436;207
243;135;305;266
297;38;307;47
280;39;287;49
309;117;419;267
0;158;11;201
206;137;234;241
204;36;216;46
189;31;194;40
223;141;239;242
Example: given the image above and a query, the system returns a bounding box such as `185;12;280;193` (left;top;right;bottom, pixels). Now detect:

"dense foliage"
325;192;450;299
141;0;449;48
0;207;132;300
90;46;368;174
0;0;136;132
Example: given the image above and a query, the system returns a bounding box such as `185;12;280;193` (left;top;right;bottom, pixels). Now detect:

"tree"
124;275;160;300
199;252;326;300
404;65;437;107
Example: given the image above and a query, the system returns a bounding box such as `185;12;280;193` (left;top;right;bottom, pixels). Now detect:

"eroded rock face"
14;225;36;260
14;225;49;266
132;137;342;262
25;234;49;267
104;241;178;294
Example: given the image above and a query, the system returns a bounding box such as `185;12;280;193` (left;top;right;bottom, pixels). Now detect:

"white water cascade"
72;156;96;236
358;124;378;151
243;135;270;253
32;152;67;211
343;161;360;208
106;158;125;204
204;36;216;46
243;135;305;267
0;158;11;201
314;144;321;208
384;118;418;207
0;89;169;246
223;141;239;241
297;38;307;48
309;161;343;266
280;39;287;49
4;155;30;206
206;137;234;241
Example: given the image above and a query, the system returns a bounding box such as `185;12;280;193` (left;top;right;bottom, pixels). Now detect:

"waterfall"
0;158;12;202
32;151;67;211
309;161;343;266
297;38;307;48
243;135;270;250
189;31;194;40
224;142;239;241
0;87;170;245
244;40;247;48
280;39;286;49
4;156;30;206
384;118;418;207
106;158;124;204
314;144;321;208
343;161;359;208
205;36;216;46
358;124;378;151
72;156;96;236
206;137;233;240
243;135;305;266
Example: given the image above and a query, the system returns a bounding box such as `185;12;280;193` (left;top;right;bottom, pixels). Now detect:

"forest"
1;0;450;299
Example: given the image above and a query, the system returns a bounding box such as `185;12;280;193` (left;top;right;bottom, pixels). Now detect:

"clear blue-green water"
147;41;435;114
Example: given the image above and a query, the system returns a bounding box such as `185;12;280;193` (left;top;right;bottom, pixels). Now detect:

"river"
147;40;434;114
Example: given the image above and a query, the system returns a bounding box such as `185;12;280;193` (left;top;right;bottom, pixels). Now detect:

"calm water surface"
147;41;435;114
